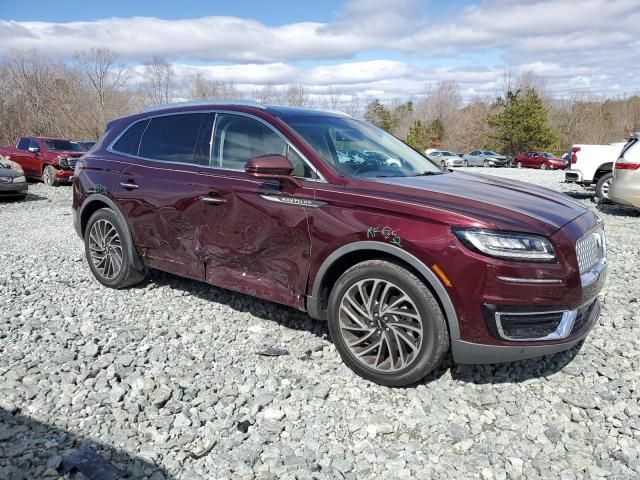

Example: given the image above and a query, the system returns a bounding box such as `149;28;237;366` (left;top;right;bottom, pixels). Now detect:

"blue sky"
1;0;638;100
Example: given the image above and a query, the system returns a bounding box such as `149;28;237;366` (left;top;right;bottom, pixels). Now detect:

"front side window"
139;113;206;163
212;114;316;178
281;115;441;178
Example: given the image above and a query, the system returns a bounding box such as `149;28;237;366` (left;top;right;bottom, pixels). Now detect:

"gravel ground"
1;168;639;480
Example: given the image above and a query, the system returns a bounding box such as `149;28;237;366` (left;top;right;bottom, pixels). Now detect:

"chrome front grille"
576;226;606;274
67;157;79;170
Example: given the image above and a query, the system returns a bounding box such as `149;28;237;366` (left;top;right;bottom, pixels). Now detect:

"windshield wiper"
414;171;443;176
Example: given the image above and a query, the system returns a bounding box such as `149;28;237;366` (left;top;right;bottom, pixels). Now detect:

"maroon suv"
72;101;607;386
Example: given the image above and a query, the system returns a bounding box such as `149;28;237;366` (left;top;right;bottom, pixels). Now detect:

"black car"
0;161;28;199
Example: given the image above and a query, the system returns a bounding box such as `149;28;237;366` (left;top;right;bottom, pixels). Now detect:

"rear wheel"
516;161;523;169
595;172;614;199
541;162;548;170
463;160;469;167
328;260;449;387
43;165;58;187
85;208;147;289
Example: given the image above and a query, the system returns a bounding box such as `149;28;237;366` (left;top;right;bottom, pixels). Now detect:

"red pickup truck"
0;136;86;186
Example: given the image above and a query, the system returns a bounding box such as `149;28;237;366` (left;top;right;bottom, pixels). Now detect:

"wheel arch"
79;194;145;270
306;241;460;341
593;163;613;182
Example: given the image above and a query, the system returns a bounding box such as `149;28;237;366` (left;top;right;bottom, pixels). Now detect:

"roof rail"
142;99;265;113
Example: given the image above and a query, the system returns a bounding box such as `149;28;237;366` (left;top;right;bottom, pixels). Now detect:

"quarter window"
138;113;206;163
212;114;316;178
112;119;149;156
17;138;31;151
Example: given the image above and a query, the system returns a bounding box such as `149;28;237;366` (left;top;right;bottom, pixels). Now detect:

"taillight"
615;158;640;170
571;146;580;164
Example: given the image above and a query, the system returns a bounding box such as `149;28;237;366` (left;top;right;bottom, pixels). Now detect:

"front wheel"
541;162;548;170
463;160;469;167
483;160;490;167
328;260;450;387
595;172;614;199
43;165;58;187
516;161;523;169
85;208;147;289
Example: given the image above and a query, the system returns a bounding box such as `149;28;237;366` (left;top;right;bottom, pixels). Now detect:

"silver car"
426;150;464;168
463;150;510;167
609;133;640;208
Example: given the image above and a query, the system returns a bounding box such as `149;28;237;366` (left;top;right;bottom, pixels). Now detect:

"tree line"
1;48;638;155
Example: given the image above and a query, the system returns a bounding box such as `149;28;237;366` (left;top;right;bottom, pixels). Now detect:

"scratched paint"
367;225;402;247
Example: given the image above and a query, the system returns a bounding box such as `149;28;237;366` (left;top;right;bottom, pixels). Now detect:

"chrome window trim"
106;109;326;183
495;309;577;342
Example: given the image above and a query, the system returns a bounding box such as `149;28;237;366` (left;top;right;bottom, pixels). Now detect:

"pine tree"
487;88;557;155
364;99;395;132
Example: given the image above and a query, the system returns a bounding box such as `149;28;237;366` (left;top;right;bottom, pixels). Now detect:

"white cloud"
1;0;639;99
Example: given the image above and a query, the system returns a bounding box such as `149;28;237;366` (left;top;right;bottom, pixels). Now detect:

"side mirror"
245;154;302;188
28;146;40;153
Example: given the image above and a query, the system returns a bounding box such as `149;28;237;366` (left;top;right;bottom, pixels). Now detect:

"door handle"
119;181;139;190
200;196;226;205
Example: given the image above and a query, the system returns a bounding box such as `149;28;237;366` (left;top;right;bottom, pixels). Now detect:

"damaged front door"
193;112;319;309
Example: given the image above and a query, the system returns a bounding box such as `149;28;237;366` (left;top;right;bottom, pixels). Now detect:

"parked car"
363;150;401;168
76;141;96;151
0;155;28;199
462;150;509;167
609;132;640;208
0;136;85;186
425;150;464;168
73;101;606;386
565;141;626;199
514;152;569;170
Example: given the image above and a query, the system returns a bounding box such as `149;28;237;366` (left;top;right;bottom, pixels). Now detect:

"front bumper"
0;181;28;195
452;297;600;363
55;169;74;182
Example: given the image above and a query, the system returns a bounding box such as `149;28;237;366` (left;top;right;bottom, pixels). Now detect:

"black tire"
463;160;469;167
541;162;548;170
84;208;147;289
516;161;522;169
483;160;490;168
595;172;614;199
43;165;58;187
327;260;449;387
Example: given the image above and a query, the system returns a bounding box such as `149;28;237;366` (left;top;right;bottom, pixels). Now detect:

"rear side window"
113;119;149;156
17;138;30;150
139;113;205;163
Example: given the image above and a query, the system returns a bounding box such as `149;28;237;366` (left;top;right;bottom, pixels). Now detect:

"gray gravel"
1;169;639;479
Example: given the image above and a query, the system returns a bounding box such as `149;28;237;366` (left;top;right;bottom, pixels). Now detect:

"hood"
487;155;507;161
368;171;590;235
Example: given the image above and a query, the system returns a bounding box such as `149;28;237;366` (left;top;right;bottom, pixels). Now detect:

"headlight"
56;156;69;168
13;176;26;183
453;228;556;262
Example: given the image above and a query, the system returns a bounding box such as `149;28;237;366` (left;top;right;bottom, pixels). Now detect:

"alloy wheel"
601;178;612;198
541;163;548;170
88;219;123;280
338;278;424;372
43;168;53;185
516;161;522;168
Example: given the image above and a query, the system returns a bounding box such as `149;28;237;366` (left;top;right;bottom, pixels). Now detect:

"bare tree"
185;73;239;101
141;56;174;106
73;48;130;137
284;84;311;108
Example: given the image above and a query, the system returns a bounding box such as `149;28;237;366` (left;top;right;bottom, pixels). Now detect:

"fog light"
483;306;577;341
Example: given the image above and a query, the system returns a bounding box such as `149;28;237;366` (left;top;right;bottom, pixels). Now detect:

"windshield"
542;152;555;158
281;116;442;178
43;140;85;152
483;151;499;156
441;151;455;156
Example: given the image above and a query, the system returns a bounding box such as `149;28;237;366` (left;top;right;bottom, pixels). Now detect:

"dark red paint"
515;151;568;170
72;103;604;354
